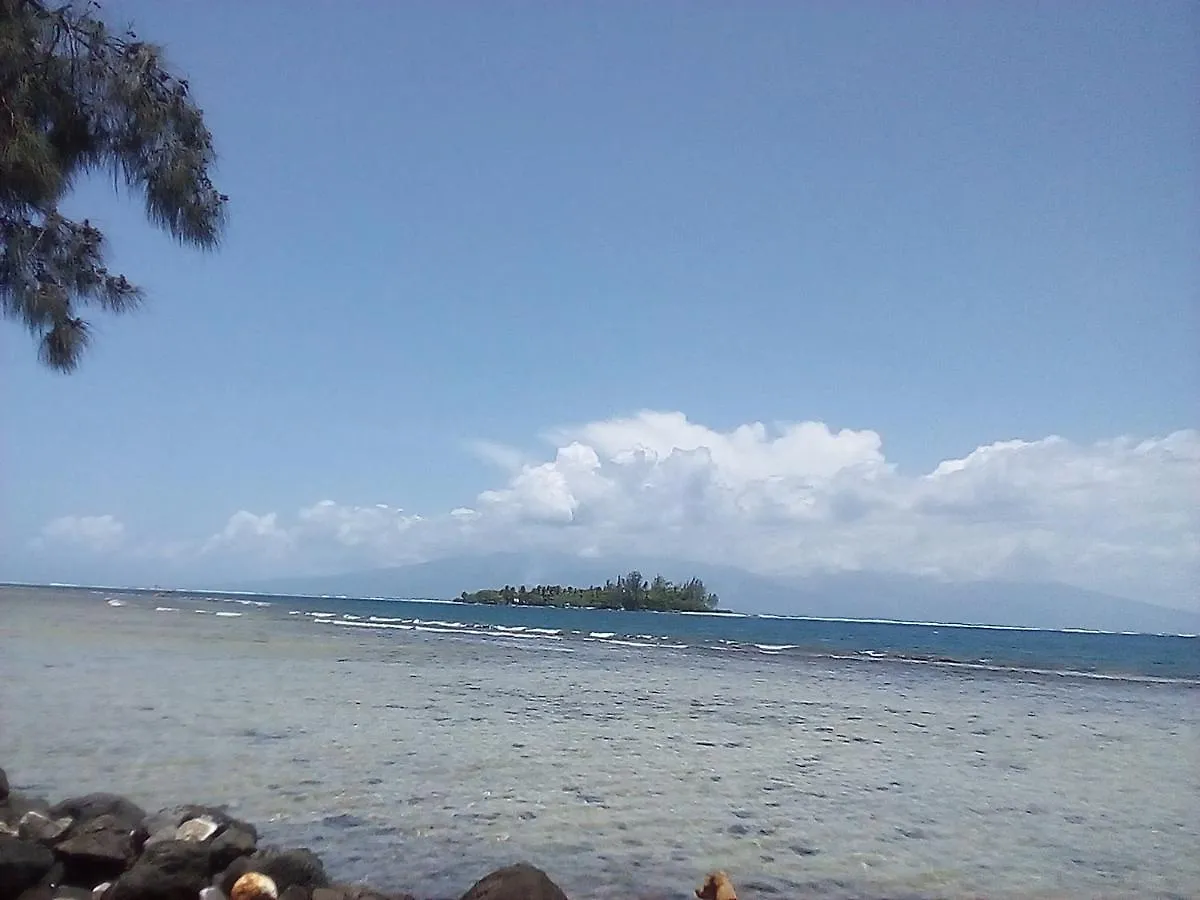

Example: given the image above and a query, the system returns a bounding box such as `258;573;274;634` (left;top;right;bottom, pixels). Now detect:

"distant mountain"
238;552;1200;634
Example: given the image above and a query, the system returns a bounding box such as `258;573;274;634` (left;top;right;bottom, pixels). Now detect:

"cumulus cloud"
37;514;125;551
32;412;1200;607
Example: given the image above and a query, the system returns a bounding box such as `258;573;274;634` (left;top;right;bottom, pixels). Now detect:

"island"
458;570;720;612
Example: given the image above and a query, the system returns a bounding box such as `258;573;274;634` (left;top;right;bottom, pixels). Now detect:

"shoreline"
0;766;589;900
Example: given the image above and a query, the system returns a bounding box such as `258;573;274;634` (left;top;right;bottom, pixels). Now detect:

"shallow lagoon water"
1;587;1197;899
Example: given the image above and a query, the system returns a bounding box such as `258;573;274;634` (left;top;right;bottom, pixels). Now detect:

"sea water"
1;586;1197;898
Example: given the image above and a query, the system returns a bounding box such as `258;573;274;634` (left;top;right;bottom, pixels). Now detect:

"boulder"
218;849;328;895
50;797;146;832
0;767;8;803
458;864;569;900
313;887;411;900
2;793;52;829
208;824;257;872
54;815;136;886
19;811;74;845
106;840;212;900
0;836;56;900
138;808;256;853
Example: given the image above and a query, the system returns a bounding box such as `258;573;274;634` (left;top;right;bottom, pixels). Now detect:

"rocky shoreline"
0;766;638;900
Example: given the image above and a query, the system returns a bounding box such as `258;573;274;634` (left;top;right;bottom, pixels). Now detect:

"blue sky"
3;2;1197;607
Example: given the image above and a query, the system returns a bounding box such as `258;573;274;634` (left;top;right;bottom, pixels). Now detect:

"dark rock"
18;811;74;844
458;863;568;900
136;807;256;854
0;836;56;900
14;888;54;900
50;797;146;832
0;768;8;803
218;849;328;894
54;815;136;886
2;794;52;829
279;888;310;900
208;825;257;872
313;887;404;900
107;840;212;900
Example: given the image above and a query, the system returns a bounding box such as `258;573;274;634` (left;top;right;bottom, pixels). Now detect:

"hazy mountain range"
242;552;1200;634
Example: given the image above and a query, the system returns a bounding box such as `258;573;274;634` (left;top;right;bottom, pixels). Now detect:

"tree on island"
1;0;227;371
459;570;720;612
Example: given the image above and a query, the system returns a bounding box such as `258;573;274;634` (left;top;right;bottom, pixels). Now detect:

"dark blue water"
153;589;1200;683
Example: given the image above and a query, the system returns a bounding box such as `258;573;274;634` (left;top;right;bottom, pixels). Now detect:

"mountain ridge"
238;552;1200;634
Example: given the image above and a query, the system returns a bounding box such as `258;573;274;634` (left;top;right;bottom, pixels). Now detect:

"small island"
459;570;720;612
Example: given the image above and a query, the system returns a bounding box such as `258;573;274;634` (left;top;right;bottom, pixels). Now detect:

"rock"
313;887;407;900
198;890;227;900
49;797;146;832
458;863;569;900
91;885;111;900
2;793;52;829
276;889;306;900
0;836;56;900
137;808;256;854
208;824;257;872
54;815;136;886
106;840;213;900
51;889;92;900
218;850;328;895
19;811;74;844
0;767;8;803
175;818;220;843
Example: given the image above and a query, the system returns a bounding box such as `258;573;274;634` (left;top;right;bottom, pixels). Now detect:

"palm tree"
1;0;227;371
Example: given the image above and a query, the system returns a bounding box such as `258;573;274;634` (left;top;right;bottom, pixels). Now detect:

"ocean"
1;585;1197;899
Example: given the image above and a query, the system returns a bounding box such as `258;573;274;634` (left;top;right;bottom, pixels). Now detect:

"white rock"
175;815;220;842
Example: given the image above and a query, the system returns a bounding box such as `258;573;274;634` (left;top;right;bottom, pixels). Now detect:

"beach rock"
2;793;52;828
91;884;111;900
0;836;56;900
175;817;220;843
19;811;74;844
458;863;568;900
277;887;306;900
138;807;256;853
312;887;410;900
106;840;213;900
0;767;9;802
50;796;146;832
208;824;258;872
54;815;136;885
218;849;328;894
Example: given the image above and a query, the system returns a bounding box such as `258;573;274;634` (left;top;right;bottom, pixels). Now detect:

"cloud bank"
28;411;1200;608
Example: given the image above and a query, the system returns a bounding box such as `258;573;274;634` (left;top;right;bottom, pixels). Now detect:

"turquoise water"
136;587;1200;683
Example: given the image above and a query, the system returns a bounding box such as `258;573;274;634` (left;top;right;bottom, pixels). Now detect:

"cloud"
28;412;1200;608
37;514;125;551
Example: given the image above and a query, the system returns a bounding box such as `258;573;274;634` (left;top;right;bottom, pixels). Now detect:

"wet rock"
459;863;569;900
54;815;136;886
0;836;56;900
50;797;146;832
90;885;111;900
0;767;8;803
106;840;212;900
208;824;257;872
2;793;52;829
218;849;328;895
277;888;306;900
18;811;74;844
313;887;409;900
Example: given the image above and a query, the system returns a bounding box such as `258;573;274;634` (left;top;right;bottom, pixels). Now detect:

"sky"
2;1;1197;609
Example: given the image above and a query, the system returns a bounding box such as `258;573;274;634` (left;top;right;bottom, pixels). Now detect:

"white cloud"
32;412;1200;608
37;514;125;551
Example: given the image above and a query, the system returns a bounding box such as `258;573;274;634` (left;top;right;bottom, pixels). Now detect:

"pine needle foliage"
1;0;226;371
